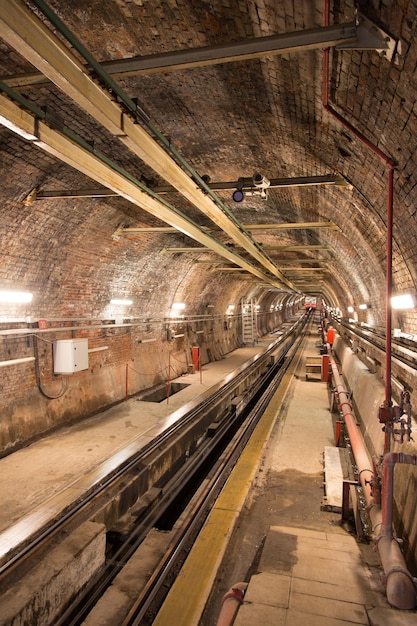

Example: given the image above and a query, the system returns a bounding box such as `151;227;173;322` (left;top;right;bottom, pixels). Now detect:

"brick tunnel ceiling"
0;0;416;324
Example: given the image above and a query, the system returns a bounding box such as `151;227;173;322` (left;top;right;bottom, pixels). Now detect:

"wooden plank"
322;446;352;512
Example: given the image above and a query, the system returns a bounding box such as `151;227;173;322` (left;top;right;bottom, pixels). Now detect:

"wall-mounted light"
358;303;368;310
391;294;416;310
110;298;133;305
170;302;186;318
226;304;235;315
0;290;33;303
347;306;355;313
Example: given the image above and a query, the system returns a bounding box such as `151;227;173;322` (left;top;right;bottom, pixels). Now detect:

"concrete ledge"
0;521;106;626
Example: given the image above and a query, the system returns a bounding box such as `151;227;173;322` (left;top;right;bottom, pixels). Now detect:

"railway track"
0;312;311;624
335;317;417;371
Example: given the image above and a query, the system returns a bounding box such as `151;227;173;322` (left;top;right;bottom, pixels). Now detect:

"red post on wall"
327;327;335;346
321;354;330;382
192;346;200;371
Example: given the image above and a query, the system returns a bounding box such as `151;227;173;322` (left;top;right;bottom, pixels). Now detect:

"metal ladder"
241;298;257;345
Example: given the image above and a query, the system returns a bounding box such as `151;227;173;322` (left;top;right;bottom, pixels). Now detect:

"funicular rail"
0;313;311;624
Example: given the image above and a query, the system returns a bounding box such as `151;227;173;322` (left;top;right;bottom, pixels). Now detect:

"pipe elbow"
216;582;248;626
386;571;417;611
378;536;417;610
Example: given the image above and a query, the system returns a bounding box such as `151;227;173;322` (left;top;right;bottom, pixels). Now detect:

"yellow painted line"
152;336;306;626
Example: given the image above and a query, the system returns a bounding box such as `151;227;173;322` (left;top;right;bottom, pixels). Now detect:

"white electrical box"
53;339;89;374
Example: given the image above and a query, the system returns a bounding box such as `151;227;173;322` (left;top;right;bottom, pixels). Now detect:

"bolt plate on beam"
336;14;398;63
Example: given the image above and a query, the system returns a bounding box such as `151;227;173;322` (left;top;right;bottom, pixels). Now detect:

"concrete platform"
0;337;274;553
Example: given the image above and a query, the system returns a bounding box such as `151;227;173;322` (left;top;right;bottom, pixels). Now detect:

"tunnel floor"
1;327;415;625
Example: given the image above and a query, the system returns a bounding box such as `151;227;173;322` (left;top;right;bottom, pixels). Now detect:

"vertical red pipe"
383;167;394;454
321;3;415;609
322;0;395;445
125;363;129;401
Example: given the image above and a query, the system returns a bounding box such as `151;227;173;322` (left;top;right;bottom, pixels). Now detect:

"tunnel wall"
0;306;293;455
333;334;417;575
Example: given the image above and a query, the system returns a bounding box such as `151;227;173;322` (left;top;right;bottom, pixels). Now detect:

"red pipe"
322;2;415;609
330;355;375;509
216;582;247;626
383;166;394;455
378;453;417;609
330;352;416;609
322;0;395;446
382;453;417;538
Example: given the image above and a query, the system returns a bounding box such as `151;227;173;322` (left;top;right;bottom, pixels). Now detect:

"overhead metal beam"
210;268;250;272
116;221;341;234
265;258;328;264
154;174;350;193
27;174;349;201
2;16;393;88
265;245;333;251
0;92;292;290
164;244;333;254
163;248;211;253
282;268;330;272
0;0;295;291
247;222;341;231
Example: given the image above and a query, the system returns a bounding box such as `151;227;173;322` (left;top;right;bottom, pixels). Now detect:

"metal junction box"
53;338;89;374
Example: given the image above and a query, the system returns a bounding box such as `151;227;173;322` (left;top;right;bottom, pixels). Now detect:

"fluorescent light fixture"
358;303;368;310
391;294;415;310
347;306;354;313
0;290;33;303
110;298;133;305
172;302;186;310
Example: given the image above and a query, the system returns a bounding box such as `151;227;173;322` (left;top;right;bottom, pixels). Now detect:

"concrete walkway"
230;332;416;626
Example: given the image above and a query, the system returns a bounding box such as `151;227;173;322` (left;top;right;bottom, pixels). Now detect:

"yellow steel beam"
265;244;333;251
163;247;211;253
0;0;296;290
118;221;341;233
285;267;330;274
210;267;249;272
0;93;291;290
240;221;341;231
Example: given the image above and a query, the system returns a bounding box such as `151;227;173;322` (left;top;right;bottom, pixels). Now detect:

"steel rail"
0;316;305;581
335;318;417;372
65;313;310;625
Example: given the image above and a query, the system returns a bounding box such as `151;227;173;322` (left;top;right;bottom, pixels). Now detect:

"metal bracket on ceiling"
336;14;399;63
